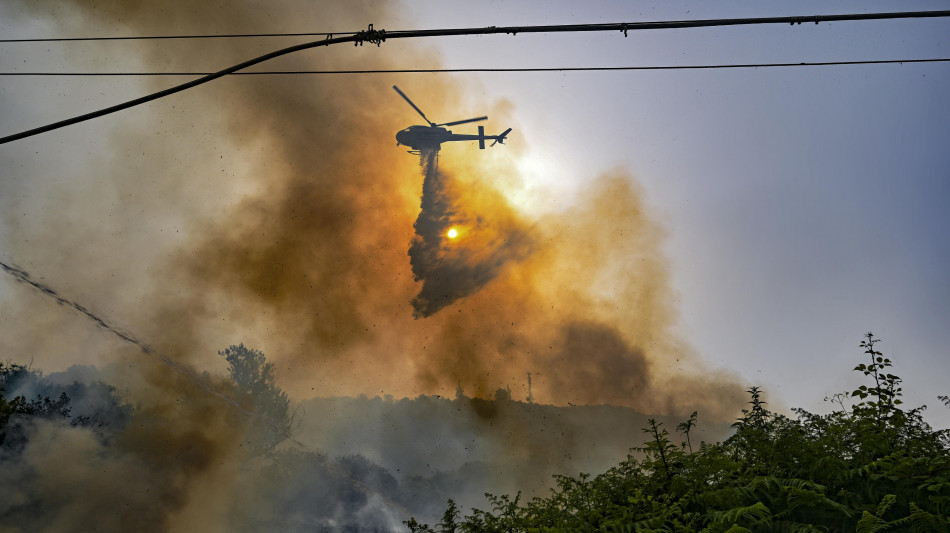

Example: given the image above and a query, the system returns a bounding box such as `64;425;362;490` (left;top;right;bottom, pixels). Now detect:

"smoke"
0;0;747;530
0;0;741;408
0;362;251;533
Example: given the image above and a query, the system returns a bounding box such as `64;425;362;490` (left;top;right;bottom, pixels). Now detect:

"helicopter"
393;85;512;154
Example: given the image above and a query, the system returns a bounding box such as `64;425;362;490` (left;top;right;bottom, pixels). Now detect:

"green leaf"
723;526;753;533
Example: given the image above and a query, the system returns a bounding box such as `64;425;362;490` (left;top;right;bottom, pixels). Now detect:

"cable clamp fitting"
355;24;386;46
621;23;628;37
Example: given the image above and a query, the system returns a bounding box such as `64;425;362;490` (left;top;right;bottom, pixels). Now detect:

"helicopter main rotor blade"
438;116;488;127
392;85;435;126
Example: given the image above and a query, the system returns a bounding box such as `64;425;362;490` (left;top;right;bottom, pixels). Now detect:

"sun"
446;227;459;239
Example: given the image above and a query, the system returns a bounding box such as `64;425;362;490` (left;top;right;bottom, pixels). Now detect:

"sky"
399;0;950;425
1;0;948;431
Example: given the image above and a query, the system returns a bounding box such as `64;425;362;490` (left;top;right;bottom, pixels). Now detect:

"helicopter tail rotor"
491;128;512;147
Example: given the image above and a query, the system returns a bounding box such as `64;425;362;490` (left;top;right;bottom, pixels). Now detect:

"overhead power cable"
2;58;949;76
2;10;949;145
0;31;357;43
3;10;949;43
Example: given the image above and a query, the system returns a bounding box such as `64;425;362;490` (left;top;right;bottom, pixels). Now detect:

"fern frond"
874;494;897;518
710;501;772;526
721;526;753;533
768;521;830;533
855;510;886;533
908;502;949;533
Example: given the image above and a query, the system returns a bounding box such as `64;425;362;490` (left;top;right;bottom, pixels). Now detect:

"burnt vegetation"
0;362;131;452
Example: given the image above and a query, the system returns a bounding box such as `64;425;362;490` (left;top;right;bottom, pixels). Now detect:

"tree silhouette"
219;344;294;452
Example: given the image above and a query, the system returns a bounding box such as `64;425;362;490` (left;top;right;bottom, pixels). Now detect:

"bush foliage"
406;333;950;532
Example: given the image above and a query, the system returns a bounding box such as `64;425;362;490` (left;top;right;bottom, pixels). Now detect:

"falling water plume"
408;149;531;317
